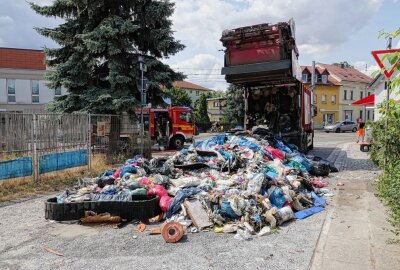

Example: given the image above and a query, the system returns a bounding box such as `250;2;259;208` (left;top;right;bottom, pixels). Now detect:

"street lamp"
138;55;147;156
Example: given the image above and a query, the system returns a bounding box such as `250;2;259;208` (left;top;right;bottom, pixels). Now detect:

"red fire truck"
141;106;195;149
221;20;314;151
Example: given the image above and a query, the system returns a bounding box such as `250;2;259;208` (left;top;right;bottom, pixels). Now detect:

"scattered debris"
161;222;184;243
43;246;64;257
80;211;122;224
184;199;213;230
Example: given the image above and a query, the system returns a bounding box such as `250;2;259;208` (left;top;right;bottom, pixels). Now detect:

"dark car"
324;121;357;133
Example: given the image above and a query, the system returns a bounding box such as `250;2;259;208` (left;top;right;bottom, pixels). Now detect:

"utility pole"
243;87;249;130
138;56;147;157
384;37;392;166
311;61;316;125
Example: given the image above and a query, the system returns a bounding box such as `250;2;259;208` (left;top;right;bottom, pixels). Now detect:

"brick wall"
0;48;46;70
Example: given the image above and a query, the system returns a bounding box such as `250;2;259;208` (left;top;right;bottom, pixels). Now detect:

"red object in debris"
265;146;284;161
113;168;121;179
311;179;328;188
161;222;184;243
148;185;168;198
159;196;173;212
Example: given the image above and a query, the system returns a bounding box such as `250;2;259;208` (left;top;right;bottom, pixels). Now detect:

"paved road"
1;131;394;270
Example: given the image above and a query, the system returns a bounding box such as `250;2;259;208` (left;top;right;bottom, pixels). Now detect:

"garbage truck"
220;20;314;152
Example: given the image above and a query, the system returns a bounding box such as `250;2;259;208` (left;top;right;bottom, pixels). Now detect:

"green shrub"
377;161;400;229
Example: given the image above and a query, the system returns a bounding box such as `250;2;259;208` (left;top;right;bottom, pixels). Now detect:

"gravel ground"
0;194;327;270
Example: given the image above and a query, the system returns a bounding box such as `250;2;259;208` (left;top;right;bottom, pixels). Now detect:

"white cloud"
354;60;380;76
169;54;228;90
0;16;13;26
172;0;384;57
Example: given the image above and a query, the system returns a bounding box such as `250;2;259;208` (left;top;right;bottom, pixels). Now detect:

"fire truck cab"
142;106;195;150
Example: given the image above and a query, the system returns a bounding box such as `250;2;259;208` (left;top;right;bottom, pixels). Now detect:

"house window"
31;80;39;103
344;90;347;100
360;110;363;120
344;110;353;121
7;79;16;103
331;95;336;104
213;101;221;107
302;74;308;82
55;86;62;96
196;91;200;96
367;110;371;120
313;94;317;104
350;90;354;100
321;95;327;104
321;75;328;84
360;91;363;99
367;92;371;96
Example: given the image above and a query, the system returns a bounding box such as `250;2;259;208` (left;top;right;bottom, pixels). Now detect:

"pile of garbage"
56;131;336;240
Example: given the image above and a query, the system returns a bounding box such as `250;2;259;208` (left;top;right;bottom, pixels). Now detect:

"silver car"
324;121;357;133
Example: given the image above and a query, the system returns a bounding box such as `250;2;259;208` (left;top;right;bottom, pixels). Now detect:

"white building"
369;73;400;121
0;48;67;113
172;81;212;106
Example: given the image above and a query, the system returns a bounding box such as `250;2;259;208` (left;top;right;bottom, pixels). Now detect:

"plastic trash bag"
269;188;287;208
276;206;295;225
159;195;173;212
311;160;331;176
294;206;325;220
247;173;265;194
166;187;200;218
147;185;168;198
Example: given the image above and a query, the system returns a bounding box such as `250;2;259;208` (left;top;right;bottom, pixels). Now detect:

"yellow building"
206;97;226;122
301;66;341;128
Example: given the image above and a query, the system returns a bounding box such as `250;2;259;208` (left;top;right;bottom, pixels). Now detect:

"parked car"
324;121;357;133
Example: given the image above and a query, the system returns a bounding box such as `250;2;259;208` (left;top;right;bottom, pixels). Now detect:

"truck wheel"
352;127;357;132
335;128;341;133
171;136;185;150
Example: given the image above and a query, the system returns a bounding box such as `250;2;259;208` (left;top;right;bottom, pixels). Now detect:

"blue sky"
0;0;399;90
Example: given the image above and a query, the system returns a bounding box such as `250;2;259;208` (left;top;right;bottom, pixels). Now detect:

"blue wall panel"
39;149;88;174
0;157;33;180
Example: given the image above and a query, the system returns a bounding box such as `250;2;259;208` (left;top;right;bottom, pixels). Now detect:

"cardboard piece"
184;199;212;230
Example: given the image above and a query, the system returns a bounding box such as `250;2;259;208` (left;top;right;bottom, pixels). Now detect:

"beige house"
317;63;373;122
207;97;226;122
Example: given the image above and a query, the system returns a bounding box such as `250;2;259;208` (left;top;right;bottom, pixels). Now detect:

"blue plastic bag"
269;188;287;208
294;206;325;220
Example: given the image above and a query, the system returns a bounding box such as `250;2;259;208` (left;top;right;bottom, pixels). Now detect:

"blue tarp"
294;206;325;220
39;149;88;174
0;157;33;180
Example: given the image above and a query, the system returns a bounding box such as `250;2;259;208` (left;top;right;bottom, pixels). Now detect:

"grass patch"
0;155;110;203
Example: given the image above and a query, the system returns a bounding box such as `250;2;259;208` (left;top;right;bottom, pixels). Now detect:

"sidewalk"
310;143;400;270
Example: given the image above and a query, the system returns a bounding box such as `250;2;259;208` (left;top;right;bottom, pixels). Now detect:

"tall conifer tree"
30;0;184;113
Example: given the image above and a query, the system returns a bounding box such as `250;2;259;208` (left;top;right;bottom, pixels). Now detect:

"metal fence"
0;112;151;181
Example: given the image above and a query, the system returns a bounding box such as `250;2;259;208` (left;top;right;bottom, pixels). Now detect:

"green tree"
194;92;211;129
30;0;184;114
165;87;192;107
222;84;244;125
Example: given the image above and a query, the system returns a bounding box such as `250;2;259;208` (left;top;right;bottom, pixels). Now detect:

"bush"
370;107;400;229
377;161;400;229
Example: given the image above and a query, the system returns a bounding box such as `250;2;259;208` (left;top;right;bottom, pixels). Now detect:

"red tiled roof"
172;81;210;91
300;65;341;85
0;47;46;70
317;63;372;84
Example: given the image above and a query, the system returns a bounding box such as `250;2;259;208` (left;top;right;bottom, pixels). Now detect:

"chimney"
340;62;345;69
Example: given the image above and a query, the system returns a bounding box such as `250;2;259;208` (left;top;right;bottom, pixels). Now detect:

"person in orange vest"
356;120;365;143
